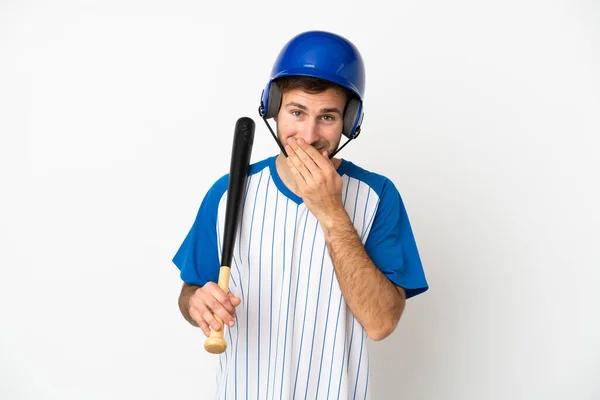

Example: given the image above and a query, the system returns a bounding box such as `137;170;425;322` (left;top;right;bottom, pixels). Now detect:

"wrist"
320;208;353;237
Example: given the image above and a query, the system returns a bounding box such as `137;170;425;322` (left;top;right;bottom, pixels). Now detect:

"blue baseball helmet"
259;30;366;139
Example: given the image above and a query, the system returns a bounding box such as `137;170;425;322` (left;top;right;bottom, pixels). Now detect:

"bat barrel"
221;117;255;268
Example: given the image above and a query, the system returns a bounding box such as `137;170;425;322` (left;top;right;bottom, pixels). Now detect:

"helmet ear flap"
262;81;282;119
343;98;361;138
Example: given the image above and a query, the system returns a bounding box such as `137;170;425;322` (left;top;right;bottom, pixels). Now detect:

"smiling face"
276;87;347;157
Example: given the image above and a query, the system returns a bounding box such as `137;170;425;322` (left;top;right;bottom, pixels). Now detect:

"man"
173;30;428;399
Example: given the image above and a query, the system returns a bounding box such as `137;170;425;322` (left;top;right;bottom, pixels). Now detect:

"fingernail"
228;321;234;327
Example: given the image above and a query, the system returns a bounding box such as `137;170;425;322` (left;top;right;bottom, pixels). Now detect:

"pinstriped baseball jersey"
173;156;428;399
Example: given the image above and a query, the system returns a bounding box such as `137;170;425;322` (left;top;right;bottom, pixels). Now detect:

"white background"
1;0;599;399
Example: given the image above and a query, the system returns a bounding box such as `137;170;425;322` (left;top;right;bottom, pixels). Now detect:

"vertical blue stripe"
217;355;223;399
246;170;264;400
363;353;370;400
335;303;348;400
326;294;344;399
343;176;351;208
362;197;379;242
271;198;291;400
266;190;279;399
289;210;310;352
314;267;336;398
360;189;371;240
303;242;328;399
346;305;356;372
352;180;361;227
279;204;302;400
346;179;361;377
256;176;271;400
292;221;320;398
352;332;365;399
224;324;234;400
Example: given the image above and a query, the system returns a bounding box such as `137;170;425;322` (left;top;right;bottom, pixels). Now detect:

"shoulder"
338;159;398;198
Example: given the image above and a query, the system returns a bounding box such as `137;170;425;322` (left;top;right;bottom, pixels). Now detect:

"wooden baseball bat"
204;117;255;354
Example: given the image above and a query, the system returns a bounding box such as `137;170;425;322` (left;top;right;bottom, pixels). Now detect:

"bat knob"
204;337;227;354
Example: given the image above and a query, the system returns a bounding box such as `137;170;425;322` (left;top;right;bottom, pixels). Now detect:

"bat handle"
203;266;231;354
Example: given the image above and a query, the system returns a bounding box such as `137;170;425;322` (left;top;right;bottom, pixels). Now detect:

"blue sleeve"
172;175;228;287
364;179;428;299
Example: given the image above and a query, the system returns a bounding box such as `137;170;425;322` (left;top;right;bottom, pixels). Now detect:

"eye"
292;110;303;117
321;115;335;121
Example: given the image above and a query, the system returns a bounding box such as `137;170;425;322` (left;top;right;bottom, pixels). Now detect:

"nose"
298;119;320;144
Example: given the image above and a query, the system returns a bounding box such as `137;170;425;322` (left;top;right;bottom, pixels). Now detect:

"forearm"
322;210;406;341
178;283;200;327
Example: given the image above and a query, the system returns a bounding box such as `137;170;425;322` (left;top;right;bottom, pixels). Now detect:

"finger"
190;284;234;330
204;295;236;328
286;156;310;188
228;292;242;307
296;138;332;170
285;142;314;184
189;306;211;336
199;282;237;317
201;307;222;332
288;138;321;172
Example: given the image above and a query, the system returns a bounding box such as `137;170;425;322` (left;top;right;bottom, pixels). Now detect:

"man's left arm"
322;210;406;341
285;138;407;341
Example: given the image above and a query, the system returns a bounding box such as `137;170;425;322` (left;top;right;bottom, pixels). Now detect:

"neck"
275;153;342;197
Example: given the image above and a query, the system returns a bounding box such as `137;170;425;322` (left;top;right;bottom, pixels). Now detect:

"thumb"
322;150;334;165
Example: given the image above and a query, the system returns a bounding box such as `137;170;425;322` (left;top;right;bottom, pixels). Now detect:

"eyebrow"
284;102;343;115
